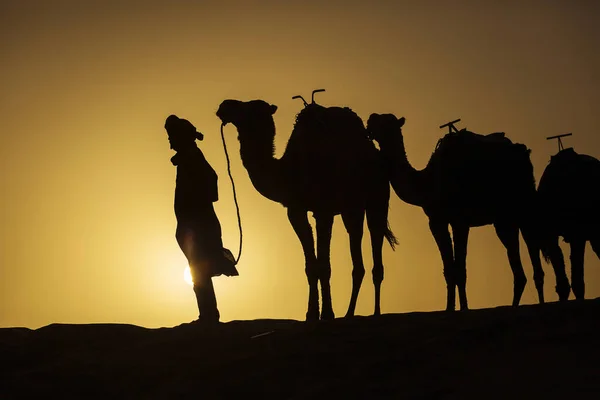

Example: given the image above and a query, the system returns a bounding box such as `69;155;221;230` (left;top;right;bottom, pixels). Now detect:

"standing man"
165;115;238;323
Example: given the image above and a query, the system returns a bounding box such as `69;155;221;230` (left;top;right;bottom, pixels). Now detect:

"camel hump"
293;103;367;138
434;129;531;163
439;129;512;148
551;147;578;161
467;130;511;144
550;148;600;172
296;103;361;123
284;103;374;171
487;132;506;140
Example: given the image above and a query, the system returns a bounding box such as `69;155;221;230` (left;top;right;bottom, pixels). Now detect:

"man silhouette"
165;115;238;324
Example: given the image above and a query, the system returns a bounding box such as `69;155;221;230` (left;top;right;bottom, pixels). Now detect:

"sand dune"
2;299;599;399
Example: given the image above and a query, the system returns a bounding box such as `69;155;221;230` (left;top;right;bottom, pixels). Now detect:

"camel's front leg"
451;223;470;311
366;205;387;316
287;208;319;321
315;213;335;320
429;219;455;311
569;239;586;300
342;210;365;318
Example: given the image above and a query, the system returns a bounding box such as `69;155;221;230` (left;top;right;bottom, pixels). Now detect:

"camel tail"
384;221;398;251
540;245;552;264
523;210;552;264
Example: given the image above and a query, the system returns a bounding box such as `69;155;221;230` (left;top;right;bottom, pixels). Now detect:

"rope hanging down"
221;123;243;265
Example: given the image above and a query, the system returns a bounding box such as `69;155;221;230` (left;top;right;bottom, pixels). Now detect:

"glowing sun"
184;266;193;286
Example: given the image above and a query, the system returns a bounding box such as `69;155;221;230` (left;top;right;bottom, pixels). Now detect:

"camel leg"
366;206;386;317
287;207;319;321
451;223;470;311
315;213;335;320
521;226;545;304
544;237;571;301
591;238;600;260
495;222;527;307
569;239;586;300
342;210;366;318
429;219;455;311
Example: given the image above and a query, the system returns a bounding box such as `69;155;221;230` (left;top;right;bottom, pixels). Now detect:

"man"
165;115;238;323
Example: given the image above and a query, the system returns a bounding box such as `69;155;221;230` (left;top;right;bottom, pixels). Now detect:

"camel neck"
381;129;428;208
236;125;288;205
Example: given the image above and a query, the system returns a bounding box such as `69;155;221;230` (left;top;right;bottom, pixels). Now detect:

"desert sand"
2;298;599;399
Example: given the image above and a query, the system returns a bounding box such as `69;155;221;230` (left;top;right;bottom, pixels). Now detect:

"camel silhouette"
537;146;600;300
366;114;544;311
216;99;397;321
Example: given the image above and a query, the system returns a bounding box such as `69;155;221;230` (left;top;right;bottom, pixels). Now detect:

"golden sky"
1;0;599;328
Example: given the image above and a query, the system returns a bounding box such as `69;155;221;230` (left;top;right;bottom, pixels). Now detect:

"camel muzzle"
216;100;243;125
216;110;230;125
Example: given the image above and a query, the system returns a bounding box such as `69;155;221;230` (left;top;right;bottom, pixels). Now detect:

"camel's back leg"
429;219;455;311
521;225;545;303
342;209;365;318
287;208;319;321
314;212;335;320
494;222;527;307
543;237;571;301
366;204;386;316
451;223;470;311
569;239;586;300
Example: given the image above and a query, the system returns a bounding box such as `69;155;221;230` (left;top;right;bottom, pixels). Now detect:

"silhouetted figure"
165;115;238;324
537;147;600;300
216;97;396;321
367;114;544;311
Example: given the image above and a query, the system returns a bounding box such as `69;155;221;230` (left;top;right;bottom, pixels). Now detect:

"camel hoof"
537;293;545;304
320;305;335;320
556;283;571;302
320;311;335;321
572;286;585;300
305;309;320;322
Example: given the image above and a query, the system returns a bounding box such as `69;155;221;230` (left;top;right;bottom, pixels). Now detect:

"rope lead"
221;123;243;265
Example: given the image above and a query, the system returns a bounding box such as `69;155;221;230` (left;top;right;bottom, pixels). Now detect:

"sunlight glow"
184;266;193;286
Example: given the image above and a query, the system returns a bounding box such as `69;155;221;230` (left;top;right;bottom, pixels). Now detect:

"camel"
216;99;397;321
366;114;545;311
537;147;600;300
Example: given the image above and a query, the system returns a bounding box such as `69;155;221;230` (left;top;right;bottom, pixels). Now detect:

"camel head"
366;113;406;145
216;99;278;130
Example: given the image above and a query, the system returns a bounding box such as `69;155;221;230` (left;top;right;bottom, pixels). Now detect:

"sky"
1;0;599;328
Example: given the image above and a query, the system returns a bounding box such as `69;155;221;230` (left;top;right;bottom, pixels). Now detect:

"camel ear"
397;117;406;128
270;105;278;115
